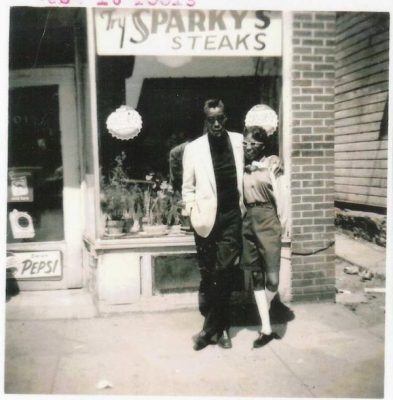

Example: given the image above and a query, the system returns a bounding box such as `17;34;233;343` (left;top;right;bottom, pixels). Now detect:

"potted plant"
101;152;155;236
100;152;130;235
142;174;167;235
125;183;145;233
101;154;184;237
142;174;183;235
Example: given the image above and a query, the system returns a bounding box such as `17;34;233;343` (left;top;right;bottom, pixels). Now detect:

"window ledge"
83;233;196;252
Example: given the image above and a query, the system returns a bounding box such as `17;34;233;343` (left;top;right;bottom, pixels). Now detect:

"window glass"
97;56;282;238
7;85;64;243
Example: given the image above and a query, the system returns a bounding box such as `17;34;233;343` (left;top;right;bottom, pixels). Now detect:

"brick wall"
290;12;336;302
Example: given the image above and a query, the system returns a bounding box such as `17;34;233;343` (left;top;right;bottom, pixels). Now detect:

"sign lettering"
7;251;63;280
95;9;282;56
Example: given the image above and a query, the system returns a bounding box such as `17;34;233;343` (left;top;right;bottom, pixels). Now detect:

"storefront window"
7;85;64;243
153;254;200;294
97;55;282;239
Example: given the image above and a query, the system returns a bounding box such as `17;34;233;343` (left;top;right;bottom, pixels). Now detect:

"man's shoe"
218;330;232;349
193;331;214;351
253;332;278;348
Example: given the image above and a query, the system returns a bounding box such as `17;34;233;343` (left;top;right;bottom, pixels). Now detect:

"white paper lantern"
244;104;278;136
106;105;142;140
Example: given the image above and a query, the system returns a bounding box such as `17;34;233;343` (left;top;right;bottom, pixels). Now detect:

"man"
182;99;245;351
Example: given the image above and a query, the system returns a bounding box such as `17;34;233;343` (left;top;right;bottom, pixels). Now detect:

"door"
7;68;83;289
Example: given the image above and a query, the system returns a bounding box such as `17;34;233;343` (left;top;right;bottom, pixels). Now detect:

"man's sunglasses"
206;115;226;123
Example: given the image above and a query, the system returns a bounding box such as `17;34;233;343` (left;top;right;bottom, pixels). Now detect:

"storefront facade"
7;6;344;310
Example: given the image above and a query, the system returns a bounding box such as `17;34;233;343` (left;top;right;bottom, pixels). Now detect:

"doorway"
7;68;83;290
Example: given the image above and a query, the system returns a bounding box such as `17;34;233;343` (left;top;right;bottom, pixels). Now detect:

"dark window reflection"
7;85;64;243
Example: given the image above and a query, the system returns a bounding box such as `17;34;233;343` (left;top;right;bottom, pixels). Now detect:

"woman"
241;104;288;348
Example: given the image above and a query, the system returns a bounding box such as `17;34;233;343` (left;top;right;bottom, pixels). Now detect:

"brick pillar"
290;12;336;302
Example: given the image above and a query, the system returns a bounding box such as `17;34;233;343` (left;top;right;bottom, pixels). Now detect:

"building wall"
291;12;336;302
335;12;389;209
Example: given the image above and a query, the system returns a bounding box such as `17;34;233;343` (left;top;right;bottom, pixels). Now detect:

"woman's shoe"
253;332;278;348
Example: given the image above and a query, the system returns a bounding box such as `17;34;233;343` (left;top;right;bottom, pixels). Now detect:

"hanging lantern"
106;105;142;140
244;104;278;136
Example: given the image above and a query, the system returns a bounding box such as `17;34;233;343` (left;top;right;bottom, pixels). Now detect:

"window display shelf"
83;232;195;252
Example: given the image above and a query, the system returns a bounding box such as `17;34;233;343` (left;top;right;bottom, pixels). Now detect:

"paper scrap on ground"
96;380;113;389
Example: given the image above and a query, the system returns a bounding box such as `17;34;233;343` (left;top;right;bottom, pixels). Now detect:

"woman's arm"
269;157;290;240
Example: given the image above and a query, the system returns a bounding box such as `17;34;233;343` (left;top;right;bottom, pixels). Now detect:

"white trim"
7;241;67;251
141;254;153;297
282;11;293;243
9;68;83;288
85;234;196;251
73;25;87;235
280;11;293;301
87;8;102;240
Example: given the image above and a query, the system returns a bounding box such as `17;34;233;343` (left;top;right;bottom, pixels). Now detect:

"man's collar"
207;130;229;143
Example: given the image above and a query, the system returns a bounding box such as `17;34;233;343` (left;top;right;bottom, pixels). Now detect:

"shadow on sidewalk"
6;267;20;303
230;293;296;341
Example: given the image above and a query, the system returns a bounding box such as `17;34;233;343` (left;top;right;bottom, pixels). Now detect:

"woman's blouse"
243;165;275;206
243;155;289;238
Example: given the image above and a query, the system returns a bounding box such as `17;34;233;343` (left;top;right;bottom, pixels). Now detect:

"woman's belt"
245;201;270;208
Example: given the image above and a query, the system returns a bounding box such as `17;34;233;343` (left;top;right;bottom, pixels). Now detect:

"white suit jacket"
182;131;245;238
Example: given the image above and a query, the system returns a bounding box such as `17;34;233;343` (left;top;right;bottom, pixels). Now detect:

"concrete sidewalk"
4;233;387;397
4;300;385;398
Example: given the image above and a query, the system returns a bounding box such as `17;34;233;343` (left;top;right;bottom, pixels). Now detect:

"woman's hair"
243;126;269;144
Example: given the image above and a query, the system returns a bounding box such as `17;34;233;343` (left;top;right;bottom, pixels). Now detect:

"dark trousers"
194;207;242;337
